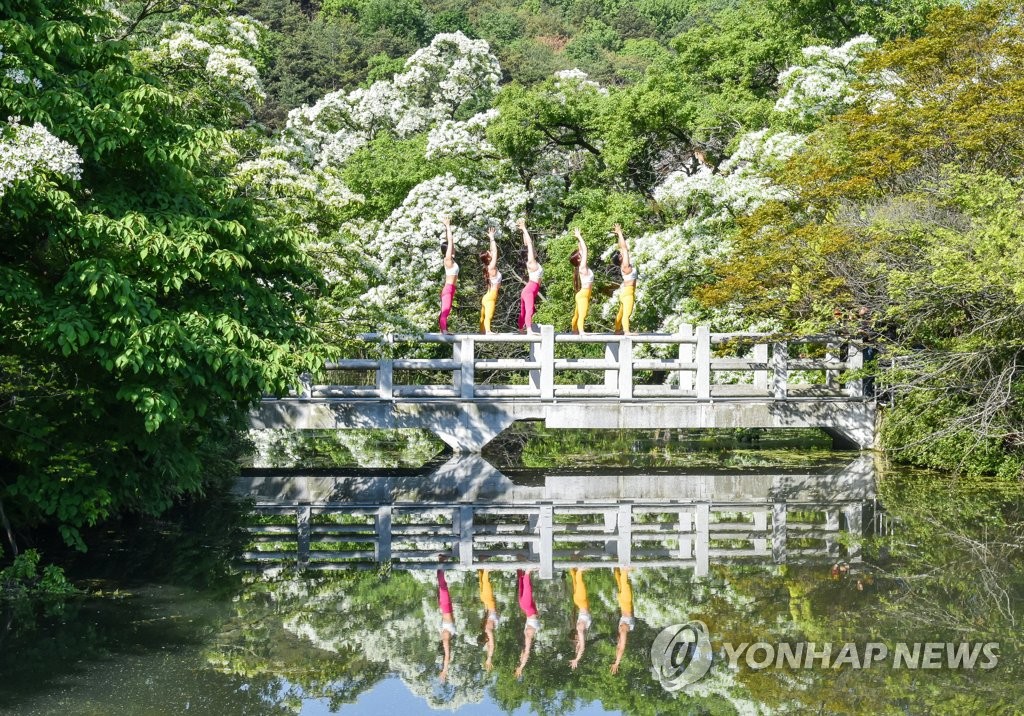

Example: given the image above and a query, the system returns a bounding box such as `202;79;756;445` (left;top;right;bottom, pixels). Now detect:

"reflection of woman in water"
610;566;635;674
515;568;541;678
477;569;500;671
437;566;456;682
568;567;592;670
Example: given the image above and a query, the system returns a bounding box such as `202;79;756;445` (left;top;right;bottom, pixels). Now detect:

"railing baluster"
771;341;788;399
696;326;711;400
678;324;694;392
377;359;393;400
539;325;554;400
618;336;633;400
846;343;864;398
459;337;475;400
694;503;709;576
753;343;768;393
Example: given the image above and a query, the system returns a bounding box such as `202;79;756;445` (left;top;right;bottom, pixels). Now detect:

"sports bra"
489;270;502;286
621;266;637;282
487;610;500;625
525;616;542;633
444;261;460;277
579;268;594;288
577;610;593;629
619;615;635;631
528;265;544;282
440;620;457;635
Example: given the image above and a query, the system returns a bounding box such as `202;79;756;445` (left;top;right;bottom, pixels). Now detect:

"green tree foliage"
701;0;1024;475
0;0;324;549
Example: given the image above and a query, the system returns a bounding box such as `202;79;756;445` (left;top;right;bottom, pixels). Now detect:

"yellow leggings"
614;283;635;333
480;288;498;333
571;287;591;333
614;567;633;615
569;568;590;612
478;569;497;612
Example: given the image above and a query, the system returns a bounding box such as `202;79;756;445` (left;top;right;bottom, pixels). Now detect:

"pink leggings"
439;283;456;332
437;570;453;615
518;281;540;330
517;569;538;617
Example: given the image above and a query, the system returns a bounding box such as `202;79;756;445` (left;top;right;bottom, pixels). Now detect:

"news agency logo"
649;621;714;691
650;623;1000;692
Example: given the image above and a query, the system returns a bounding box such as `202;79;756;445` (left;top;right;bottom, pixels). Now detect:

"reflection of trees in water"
208;475;1024;714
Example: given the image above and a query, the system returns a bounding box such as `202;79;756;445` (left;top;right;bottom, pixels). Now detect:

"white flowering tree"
774;35;878;127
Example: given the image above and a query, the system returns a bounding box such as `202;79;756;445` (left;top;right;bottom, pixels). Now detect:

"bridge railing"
242;499;866;578
304;325;866;401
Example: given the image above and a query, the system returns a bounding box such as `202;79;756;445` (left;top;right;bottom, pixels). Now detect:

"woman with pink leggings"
515;568;541;678
516;218;543;333
438;215;459;333
437;567;456;682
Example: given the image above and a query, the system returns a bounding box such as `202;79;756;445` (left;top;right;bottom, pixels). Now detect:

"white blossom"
0;117;82;198
775;35;877;119
425;109;499;159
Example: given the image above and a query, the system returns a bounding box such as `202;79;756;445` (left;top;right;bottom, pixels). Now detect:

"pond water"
1;429;1022;715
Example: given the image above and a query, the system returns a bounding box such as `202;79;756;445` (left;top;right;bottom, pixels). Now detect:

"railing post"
675;509;694;559
617;503;633;566
825;341;840;389
825;509;840;558
753;509;768;556
843;503;863;563
458;505;474;567
375;506;392;563
459;336;475;400
539;504;553;578
771;341;788;399
846;343;864;398
377;360;393;400
452;338;463;395
772;502;787;564
696;325;711;400
694;503;709;577
604;340;619;392
678;324;694;392
297;506;311;569
618;336;633;400
299;372;312;399
753;343;769;393
539;325;554;400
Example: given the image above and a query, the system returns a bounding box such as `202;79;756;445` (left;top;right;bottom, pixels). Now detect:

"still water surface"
1;429;1021;715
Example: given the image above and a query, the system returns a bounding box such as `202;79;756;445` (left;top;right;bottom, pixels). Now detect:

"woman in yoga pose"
515;568;542;678
568;567;592;670
436;563;457;682
477;569;500;671
569;227;594;334
611;224;636;335
610;566;635;674
479;227;501;334
438;215;458;333
516;218;543;333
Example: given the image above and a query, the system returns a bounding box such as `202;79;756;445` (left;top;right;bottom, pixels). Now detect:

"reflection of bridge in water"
237;455;876;578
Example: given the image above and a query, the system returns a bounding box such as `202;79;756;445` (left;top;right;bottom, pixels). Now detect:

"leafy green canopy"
0;0;325;549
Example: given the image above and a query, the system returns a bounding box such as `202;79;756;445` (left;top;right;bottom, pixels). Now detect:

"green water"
2;428;1023;715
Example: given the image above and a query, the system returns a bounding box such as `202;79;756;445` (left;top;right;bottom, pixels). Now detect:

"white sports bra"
621;266;637;282
489;270;502;286
444;261;460;277
579;268;594;288
487;610;500;625
528;265;543;282
440;620;457;635
577;610;593;629
619;615;635;631
525;616;542;633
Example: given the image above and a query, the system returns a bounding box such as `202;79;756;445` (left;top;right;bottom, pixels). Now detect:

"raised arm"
573;227;588;272
610;624;628;674
517;217;538;270
442;215;455;269
487;227;498;272
515;630;534;679
614;223;630;274
569;623;586;670
440;630;452;682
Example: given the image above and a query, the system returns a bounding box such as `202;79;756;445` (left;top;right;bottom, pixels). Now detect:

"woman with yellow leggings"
568;567;592;670
611;566;635;674
569;227;594;334
479;227;501;334
477;569;500;671
611;224;637;334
